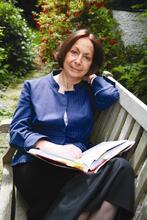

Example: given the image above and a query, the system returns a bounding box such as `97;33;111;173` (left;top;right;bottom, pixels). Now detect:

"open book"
28;140;135;173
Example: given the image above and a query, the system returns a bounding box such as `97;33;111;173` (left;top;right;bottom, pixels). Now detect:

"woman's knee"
111;157;134;176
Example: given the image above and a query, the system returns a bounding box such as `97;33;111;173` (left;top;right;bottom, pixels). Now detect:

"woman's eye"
71;50;78;55
84;56;91;61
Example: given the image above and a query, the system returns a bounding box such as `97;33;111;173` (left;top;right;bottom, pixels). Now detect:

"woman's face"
63;37;94;81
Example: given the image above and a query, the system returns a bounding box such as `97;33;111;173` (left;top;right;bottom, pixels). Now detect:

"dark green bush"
0;1;34;89
0;27;10;87
112;44;147;104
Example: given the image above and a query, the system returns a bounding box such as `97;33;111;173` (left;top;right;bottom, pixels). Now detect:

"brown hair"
55;29;104;75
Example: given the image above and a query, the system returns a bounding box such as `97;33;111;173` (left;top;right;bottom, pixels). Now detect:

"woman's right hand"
35;140;82;160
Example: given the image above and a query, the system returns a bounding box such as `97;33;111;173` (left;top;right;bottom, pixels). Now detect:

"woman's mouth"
70;66;82;72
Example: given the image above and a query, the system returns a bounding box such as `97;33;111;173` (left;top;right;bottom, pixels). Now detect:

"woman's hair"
55;29;104;75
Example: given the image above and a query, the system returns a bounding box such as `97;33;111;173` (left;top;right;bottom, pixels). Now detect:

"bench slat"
128;122;142;142
135;194;147;220
109;107;127;140
126;122;142;161
91;106;113;143
91;102;121;143
118;113;134;140
0;164;14;220
132;131;147;173
135;159;147;208
99;103;121;142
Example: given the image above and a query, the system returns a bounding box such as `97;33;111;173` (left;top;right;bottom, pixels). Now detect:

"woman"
10;29;134;220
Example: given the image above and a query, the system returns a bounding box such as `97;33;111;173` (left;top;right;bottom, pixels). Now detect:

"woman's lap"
44;157;134;220
13;157;134;220
83;157;135;219
13;158;76;219
13;159;76;200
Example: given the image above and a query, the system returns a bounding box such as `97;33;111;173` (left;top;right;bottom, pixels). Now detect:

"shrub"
0;27;10;88
112;44;147;104
0;1;34;89
34;0;124;71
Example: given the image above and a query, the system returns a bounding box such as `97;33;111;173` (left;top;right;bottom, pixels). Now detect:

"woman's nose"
75;55;82;65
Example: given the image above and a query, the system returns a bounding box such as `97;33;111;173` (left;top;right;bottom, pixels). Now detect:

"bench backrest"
90;77;147;220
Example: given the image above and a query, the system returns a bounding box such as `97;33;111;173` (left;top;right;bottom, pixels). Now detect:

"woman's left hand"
36;140;82;160
83;74;97;84
64;144;83;159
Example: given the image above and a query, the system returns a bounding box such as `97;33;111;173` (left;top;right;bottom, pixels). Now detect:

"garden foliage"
0;0;146;104
34;0;124;71
0;1;34;89
112;44;147;104
34;0;146;103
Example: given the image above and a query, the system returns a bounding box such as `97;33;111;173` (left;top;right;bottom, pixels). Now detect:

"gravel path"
113;10;147;46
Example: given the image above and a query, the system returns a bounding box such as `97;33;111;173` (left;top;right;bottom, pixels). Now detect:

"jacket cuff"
24;134;49;151
74;142;87;152
91;76;116;95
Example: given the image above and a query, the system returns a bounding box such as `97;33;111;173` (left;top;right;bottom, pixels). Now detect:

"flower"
67;11;70;17
43;8;49;14
66;29;72;34
41;57;46;63
96;2;105;9
73;11;80;17
109;39;117;45
36;21;40;29
32;12;37;18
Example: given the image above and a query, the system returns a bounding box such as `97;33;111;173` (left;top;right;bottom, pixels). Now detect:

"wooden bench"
0;75;147;220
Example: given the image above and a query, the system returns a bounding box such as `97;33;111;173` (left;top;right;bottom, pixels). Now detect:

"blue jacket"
10;70;119;165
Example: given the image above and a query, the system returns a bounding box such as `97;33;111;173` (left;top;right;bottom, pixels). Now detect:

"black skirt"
44;157;135;220
13;157;135;220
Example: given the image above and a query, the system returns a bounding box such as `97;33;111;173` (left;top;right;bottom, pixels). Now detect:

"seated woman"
10;29;134;220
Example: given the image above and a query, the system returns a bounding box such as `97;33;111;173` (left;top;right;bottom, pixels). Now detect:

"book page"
77;140;127;167
90;141;135;171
